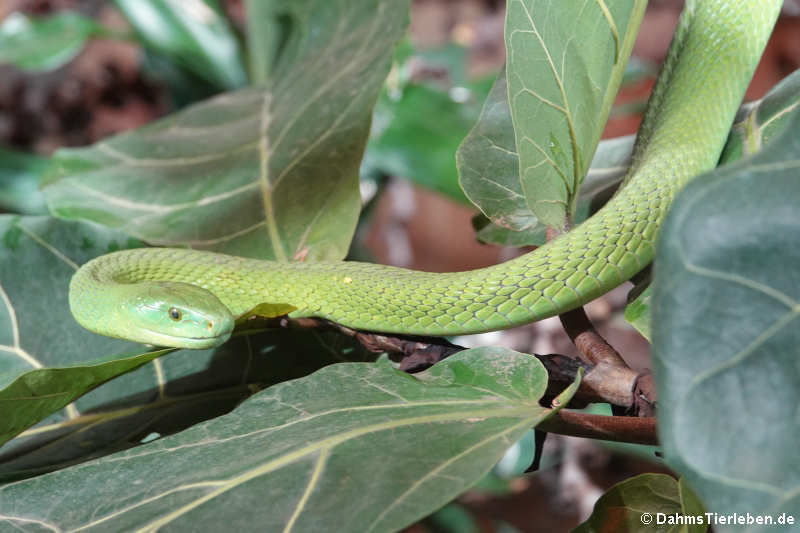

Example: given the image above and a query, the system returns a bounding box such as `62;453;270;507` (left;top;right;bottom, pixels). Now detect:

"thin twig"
280;317;461;372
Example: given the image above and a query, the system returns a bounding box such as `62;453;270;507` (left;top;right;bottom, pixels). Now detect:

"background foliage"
0;1;798;532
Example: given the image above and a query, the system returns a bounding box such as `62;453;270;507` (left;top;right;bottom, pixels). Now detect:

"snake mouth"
138;328;232;350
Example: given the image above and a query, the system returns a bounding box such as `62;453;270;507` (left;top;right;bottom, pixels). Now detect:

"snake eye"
168;307;182;321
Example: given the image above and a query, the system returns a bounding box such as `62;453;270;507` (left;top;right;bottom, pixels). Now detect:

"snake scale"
70;0;781;349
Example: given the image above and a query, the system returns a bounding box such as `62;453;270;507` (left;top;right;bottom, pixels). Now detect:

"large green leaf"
0;328;375;480
504;0;646;228
458;71;536;237
0;216;147;440
0;216;143;384
244;0;287;85
0;11;100;71
719;68;800;164
573;474;706;533
0;348;578;532
44;0;410;261
653;111;800;532
113;0;246;89
0;148;48;215
459;69;635;247
0;347;172;447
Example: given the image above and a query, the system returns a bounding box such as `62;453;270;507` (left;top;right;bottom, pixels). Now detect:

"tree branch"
537;411;658;445
271;317;656;411
237;315;659;444
559;306;629;367
279;317;461;371
538;354;645;409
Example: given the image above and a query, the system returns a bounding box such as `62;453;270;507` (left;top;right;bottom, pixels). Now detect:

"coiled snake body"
70;1;781;349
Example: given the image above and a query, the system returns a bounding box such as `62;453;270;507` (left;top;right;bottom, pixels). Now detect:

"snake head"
121;281;234;349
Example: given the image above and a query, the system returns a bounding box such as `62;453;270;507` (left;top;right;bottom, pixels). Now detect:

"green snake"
70;0;781;349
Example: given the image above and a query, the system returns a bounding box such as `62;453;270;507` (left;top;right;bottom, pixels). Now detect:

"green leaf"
113;0;246;89
492;429;536;479
653;111;800;531
0;328;375;480
0;11;100;71
243;0;287;84
0;147;48;214
719;68;800;164
0;347;577;532
678;478;706;531
140;50;223;110
573;474;707;533
44;0;410;261
459;71;635;247
0;347;171;447
0;215;148;442
624;285;651;341
504;0;646;228
458;71;537;237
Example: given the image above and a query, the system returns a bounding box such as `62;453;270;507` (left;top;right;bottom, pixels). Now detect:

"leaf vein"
100;399;514;465
130;406;535;532
520;136;570;186
683;261;798;309
137;221;267;247
282;448;330;533
759;100;799;133
257;93;287;261
366;418;532;531
65;482;226;533
484;137;518;157
16;224;79;271
594;0;620;62
687;309;799;394
97;140;257;167
0;515;62;533
515;87;567;114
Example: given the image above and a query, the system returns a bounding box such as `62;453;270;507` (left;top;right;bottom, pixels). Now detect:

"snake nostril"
207;321;214;331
